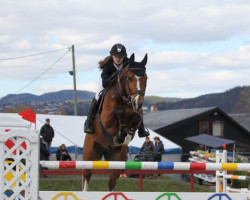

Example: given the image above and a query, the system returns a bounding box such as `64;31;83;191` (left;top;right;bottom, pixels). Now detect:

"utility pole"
71;45;78;116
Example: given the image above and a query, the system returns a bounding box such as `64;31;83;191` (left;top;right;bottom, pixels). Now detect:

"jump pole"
224;175;250;180
40;160;250;171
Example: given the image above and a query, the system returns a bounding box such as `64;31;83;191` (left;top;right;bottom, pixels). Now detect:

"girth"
97;113;115;145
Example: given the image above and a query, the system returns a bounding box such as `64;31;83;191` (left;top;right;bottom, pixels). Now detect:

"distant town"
0;101;91;115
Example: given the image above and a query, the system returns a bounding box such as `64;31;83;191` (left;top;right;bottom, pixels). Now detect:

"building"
144;107;250;161
229;113;250;133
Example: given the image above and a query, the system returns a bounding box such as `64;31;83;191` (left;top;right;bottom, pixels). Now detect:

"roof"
0;115;29;128
229;113;250;133
143;107;216;130
185;134;235;148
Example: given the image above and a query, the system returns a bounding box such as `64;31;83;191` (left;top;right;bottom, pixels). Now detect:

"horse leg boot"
114;107;127;144
138;121;150;137
131;114;141;131
84;98;98;134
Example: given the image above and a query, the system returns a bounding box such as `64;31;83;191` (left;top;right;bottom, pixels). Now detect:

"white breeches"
95;77;104;100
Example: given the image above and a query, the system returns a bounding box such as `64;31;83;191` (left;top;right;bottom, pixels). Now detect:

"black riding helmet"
110;43;127;58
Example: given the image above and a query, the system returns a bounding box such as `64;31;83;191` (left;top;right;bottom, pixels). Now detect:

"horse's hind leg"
105;146;127;191
83;169;92;191
83;134;104;191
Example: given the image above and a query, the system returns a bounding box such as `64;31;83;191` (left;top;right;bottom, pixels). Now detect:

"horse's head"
119;53;148;112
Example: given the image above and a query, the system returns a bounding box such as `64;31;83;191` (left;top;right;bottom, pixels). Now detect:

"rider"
84;43;150;138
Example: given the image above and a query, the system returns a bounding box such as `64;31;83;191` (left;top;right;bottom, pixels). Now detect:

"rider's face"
112;55;124;65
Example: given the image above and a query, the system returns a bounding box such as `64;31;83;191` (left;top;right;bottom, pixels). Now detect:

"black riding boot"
138;121;150;137
84;98;98;134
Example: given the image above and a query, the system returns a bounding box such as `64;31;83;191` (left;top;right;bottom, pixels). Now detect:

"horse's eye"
127;77;132;81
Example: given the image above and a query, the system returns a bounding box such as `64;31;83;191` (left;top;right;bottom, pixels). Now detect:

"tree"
232;86;250;113
232;157;250;188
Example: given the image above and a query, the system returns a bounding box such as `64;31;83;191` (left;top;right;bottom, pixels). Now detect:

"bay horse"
83;53;148;191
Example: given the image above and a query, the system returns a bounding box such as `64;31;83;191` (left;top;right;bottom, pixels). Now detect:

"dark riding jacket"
40;141;50;161
101;57;129;88
56;149;72;161
139;141;154;161
40;124;54;142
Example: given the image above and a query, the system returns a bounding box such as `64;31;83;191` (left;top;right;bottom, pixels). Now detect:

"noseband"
117;68;145;113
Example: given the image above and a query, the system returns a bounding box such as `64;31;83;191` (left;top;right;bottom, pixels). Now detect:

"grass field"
40;174;214;192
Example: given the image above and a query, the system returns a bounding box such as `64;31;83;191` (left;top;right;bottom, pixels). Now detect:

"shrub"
232;157;250;188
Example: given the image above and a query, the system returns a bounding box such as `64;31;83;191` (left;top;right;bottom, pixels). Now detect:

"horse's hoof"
138;131;150;138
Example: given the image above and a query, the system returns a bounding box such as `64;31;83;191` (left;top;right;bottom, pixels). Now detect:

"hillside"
144;96;181;105
1;85;250;114
154;86;250;113
0;90;95;104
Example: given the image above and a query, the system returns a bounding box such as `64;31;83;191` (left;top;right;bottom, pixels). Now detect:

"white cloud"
146;68;250;97
147;44;250;71
1;0;250;98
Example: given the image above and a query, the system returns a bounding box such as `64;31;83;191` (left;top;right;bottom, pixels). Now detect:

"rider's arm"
40;125;44;136
138;143;145;154
101;66;113;88
161;143;164;154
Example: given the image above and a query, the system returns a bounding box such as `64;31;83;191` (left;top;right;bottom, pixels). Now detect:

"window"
199;121;209;134
212;121;224;137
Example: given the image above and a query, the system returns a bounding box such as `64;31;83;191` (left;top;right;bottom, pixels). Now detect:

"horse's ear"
141;54;147;66
129;53;135;66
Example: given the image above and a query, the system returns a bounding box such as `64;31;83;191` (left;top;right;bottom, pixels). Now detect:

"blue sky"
1;0;250;99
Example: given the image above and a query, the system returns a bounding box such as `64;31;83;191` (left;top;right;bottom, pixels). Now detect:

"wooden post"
71;45;78;116
139;174;143;192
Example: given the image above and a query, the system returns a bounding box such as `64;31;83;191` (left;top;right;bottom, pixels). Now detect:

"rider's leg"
84;78;103;134
84;98;98;133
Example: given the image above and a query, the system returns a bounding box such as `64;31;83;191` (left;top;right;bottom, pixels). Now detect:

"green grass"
39;174;214;192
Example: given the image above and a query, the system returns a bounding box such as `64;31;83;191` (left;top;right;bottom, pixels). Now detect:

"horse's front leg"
114;107;127;144
108;146;127;191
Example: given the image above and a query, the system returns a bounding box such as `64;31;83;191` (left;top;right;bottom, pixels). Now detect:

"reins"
117;67;145;113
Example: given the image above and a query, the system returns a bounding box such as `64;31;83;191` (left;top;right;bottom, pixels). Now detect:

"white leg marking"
123;134;133;145
83;179;88;191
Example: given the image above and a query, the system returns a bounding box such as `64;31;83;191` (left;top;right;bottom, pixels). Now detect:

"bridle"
117;67;146;113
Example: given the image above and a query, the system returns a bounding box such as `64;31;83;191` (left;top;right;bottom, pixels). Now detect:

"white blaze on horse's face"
134;75;141;111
